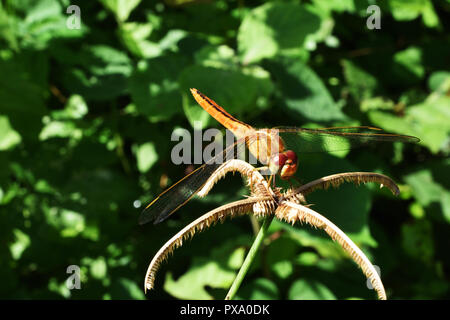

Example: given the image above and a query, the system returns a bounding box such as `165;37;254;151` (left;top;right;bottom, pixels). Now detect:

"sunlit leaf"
101;0;141;22
0;116;21;150
236;278;280;300
288;279;336;300
238;3;321;64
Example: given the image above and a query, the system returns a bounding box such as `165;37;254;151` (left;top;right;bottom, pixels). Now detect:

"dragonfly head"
268;150;298;180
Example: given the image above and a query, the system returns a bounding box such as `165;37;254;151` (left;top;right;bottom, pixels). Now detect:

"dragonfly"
139;88;419;225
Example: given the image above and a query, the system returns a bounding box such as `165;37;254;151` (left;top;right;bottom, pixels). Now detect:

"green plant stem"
225;215;275;300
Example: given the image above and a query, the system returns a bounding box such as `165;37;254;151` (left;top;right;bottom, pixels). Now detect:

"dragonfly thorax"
247;129;286;165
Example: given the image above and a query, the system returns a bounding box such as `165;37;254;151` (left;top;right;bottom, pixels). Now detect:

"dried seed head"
144;197;272;292
275;201;387;300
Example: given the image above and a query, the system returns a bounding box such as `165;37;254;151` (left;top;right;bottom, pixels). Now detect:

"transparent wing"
275;126;420;154
139;134;256;225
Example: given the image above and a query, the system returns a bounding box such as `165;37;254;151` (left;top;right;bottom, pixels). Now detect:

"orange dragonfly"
139;88;419;225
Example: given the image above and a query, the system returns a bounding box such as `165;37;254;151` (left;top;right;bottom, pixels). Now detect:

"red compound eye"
284;150;298;164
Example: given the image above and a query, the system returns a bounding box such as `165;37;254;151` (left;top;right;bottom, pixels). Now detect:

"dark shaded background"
0;0;449;299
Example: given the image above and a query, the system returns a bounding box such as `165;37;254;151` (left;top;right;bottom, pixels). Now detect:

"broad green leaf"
101;0;141;22
164;257;236;299
194;45;237;69
39;121;82;141
10;0;84;49
63;95;89;119
110;278;145;300
428;71;450;92
405;168;450;223
129;55;188;121
369;96;450;154
389;0;440;28
61;45;132;101
275;153;378;247
135;142;158;173
311;0;356;14
266;236;298;279
238;3;321;64
178;65;273;129
0;116;21;150
164;237;250;299
236;278;280;300
264;57;347;122
288;279;336;300
0;53;47;140
342;59;379;102
44;207;86;238
90;257;108;280
393;47;425;81
118;22;161;59
401;219;434;263
9;229;30;260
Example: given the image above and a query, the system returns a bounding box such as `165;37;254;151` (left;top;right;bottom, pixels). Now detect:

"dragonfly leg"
267;175;273;187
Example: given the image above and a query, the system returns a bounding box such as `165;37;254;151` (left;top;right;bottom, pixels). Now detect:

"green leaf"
9;229;30;260
90;257;107;280
101;0;141;22
0;52;47;140
12;0;85;49
428;71;450;92
393;47;425;82
39;121;82;141
194;45;237;69
288;279;336;300
238;3;321;64
44;207;86;238
164;257;236;299
118;22;162;59
62;45;132;101
178;65;273;129
135;142;158;173
264;57;347;122
266;236;298;279
0;116;21;150
63;95;89;119
368;96;450;154
389;0;440;28
236;278;280;300
342;59;379;102
110;278;145;300
129;55;188;121
405;168;450;223
401;219;434;263
276;154;378;248
311;0;356;14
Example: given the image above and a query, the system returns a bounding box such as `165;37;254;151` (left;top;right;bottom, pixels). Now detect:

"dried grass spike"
198;159;270;198
275;201;387;300
293;172;399;197
144;197;271;292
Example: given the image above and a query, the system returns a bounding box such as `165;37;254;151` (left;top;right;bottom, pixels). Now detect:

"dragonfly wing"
276;126;420;154
139;162;222;225
139;134;258;225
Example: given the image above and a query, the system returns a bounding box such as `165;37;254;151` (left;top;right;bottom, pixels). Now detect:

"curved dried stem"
198;159;274;198
289;172;399;199
275;201;387;300
144;196;273;292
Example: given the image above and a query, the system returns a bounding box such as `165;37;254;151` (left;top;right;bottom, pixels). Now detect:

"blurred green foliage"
0;0;449;300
